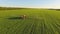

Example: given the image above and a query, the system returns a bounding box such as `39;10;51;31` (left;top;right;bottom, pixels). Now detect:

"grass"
0;9;60;34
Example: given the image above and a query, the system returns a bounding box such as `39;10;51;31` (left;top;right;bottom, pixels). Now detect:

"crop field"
0;9;60;34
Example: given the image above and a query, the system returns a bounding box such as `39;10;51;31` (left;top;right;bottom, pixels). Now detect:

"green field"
0;9;60;34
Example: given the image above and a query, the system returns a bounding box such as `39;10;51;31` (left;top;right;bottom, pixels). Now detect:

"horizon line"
0;6;60;9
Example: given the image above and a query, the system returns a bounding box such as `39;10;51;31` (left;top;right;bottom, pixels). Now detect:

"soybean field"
0;9;60;34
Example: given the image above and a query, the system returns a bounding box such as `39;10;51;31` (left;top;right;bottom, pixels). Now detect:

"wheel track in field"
44;11;60;34
39;12;46;34
44;13;56;34
24;12;43;34
14;19;33;34
46;12;60;34
41;12;52;34
42;11;58;34
20;19;35;34
5;20;26;34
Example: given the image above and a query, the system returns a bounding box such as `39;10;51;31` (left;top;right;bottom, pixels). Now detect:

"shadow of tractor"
8;15;27;20
8;17;24;20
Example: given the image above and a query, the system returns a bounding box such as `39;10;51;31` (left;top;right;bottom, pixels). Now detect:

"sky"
0;0;60;8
